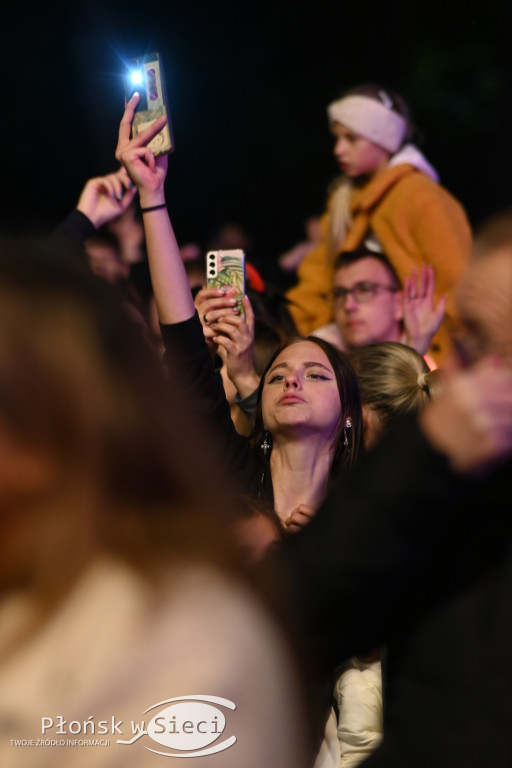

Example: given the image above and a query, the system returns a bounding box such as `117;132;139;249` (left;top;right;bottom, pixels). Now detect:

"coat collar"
350;164;417;213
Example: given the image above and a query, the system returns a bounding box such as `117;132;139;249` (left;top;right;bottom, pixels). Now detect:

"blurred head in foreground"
455;210;512;367
0;237;312;768
0;237;240;597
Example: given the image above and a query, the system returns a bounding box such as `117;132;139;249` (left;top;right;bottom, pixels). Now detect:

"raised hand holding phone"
116;95;194;325
116;92;168;203
206;249;246;316
124;52;174;156
212;294;261;399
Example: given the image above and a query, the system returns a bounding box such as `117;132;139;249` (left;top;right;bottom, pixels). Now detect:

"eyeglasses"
331;281;399;305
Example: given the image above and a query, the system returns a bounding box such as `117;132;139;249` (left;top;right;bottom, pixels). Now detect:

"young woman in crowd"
115;94;364;531
286;83;473;365
115;98;367;768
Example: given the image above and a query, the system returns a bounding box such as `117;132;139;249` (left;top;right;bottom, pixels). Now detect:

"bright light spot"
130;70;144;86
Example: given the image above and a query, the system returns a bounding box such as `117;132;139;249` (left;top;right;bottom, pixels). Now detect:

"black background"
5;0;512;280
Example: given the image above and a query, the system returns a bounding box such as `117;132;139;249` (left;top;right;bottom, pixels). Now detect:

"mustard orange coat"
286;165;473;364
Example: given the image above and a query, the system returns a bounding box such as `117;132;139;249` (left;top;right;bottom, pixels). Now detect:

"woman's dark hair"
251;336;364;478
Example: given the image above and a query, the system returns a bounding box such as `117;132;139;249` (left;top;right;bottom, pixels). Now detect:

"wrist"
140;203;167;213
232;371;260;399
139;193;166;209
406;335;429;355
76;204;101;230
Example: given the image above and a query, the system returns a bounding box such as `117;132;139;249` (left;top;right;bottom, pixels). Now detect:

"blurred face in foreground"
455;248;512;367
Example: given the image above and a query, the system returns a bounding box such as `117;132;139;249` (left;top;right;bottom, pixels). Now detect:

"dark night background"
4;0;512;284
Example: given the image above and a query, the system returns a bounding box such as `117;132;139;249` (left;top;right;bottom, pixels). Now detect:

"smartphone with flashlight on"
206;250;246;315
123;51;174;156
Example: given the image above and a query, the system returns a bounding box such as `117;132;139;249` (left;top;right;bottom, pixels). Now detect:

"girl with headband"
286;84;472;366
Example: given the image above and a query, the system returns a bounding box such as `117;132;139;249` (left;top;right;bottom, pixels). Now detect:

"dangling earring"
261;430;271;456
343;418;352;448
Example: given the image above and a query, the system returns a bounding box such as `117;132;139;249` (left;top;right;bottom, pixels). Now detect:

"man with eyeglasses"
313;249;445;366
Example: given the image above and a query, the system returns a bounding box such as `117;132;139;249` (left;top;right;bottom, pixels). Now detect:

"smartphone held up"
124;52;174;156
206;250;246;315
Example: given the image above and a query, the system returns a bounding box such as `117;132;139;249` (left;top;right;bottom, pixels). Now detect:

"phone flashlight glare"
129;70;144;86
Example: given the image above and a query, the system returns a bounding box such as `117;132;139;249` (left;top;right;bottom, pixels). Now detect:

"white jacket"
334;658;383;767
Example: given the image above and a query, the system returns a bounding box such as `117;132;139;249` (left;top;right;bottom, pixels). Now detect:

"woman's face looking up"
261;340;342;444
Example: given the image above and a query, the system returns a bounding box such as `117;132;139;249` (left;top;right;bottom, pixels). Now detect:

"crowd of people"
1;81;512;768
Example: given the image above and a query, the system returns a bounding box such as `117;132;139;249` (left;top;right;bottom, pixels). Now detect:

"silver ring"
203;314;209;324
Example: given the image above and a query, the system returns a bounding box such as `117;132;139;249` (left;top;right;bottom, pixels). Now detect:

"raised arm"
115;93;194;324
197;290;261;399
114;94;267;496
49;166;137;259
401;264;447;356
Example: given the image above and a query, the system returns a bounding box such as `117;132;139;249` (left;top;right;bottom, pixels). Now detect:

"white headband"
327;95;407;153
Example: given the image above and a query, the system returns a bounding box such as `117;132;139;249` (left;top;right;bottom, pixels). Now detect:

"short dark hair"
334;249;401;289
